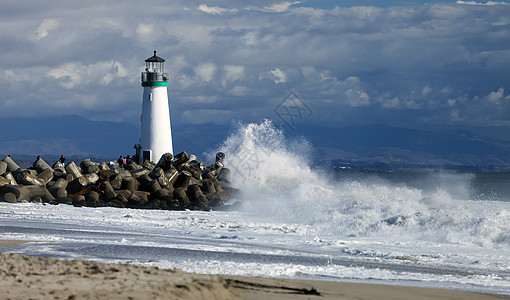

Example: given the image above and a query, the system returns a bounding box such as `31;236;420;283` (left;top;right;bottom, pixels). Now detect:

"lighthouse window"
148;93;152;101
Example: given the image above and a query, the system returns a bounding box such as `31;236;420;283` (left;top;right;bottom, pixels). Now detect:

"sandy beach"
0;240;505;300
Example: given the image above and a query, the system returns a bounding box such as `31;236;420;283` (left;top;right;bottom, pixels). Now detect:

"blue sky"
1;0;510;136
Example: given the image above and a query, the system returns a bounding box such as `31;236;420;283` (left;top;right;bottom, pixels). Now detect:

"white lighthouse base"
139;85;173;163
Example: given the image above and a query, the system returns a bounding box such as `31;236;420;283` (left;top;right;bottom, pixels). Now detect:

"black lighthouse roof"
145;51;165;63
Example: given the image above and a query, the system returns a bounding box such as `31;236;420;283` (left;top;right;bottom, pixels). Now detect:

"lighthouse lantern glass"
146;61;164;73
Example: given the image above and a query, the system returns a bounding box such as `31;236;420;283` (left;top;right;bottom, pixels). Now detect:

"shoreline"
1;239;506;300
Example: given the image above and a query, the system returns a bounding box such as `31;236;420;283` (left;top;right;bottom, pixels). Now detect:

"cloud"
194;63;217;82
228;85;250;97
223;65;245;82
34;19;58;40
264;1;303;12
46;61;128;89
264;68;287;83
450;109;464;122
136;23;155;43
198;4;238;14
345;88;370;106
456;1;510;5
487;88;505;104
381;97;400;109
0;0;510;132
422;86;432;96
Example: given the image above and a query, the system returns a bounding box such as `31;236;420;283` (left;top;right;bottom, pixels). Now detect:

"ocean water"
1;120;510;296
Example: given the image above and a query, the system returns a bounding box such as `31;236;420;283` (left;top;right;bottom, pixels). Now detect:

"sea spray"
218;120;510;247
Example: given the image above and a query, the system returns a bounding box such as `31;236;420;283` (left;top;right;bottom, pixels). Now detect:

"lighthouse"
136;51;173;163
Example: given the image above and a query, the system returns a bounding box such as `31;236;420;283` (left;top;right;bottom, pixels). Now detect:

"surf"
217;119;510;248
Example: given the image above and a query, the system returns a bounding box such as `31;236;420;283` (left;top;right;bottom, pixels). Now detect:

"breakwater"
0;152;234;210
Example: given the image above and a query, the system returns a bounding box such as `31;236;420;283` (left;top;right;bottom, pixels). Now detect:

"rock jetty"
0;152;235;210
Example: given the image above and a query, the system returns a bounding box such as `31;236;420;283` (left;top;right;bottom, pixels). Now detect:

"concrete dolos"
0;153;237;211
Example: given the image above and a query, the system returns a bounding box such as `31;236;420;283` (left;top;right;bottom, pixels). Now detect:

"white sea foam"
219;120;510;248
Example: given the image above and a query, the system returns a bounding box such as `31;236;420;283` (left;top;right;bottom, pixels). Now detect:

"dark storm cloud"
0;1;509;128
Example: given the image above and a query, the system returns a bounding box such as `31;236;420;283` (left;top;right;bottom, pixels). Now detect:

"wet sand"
0;240;28;247
0;240;505;300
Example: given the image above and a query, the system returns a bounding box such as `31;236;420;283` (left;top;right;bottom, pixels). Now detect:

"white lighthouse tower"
137;51;173;163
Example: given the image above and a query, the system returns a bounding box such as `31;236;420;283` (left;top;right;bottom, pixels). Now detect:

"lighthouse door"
143;150;152;163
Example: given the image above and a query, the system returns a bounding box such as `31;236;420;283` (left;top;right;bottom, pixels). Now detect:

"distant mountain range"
1;115;510;168
0;115;228;163
292;124;510;167
0;116;137;158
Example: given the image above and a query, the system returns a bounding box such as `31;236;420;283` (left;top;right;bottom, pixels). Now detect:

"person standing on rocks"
118;155;124;167
59;155;66;164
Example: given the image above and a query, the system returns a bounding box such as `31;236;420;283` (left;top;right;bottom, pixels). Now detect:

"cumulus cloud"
345;89;370;106
381;97;400;109
487;87;506;104
264;68;287;83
